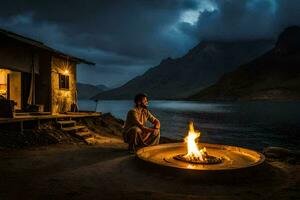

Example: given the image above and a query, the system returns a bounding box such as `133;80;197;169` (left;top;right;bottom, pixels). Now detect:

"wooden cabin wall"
21;72;31;110
0;37;39;74
35;52;52;112
0;37;38;111
51;56;77;114
8;71;21;110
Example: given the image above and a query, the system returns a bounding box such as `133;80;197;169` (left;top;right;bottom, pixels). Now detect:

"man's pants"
123;126;160;151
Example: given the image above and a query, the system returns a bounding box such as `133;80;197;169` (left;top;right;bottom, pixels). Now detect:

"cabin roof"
0;28;95;65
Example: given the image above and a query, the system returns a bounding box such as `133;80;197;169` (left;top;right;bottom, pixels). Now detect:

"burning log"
173;122;222;165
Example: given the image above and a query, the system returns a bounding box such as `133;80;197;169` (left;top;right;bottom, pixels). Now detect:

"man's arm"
147;110;160;130
153;119;160;129
128;110;156;133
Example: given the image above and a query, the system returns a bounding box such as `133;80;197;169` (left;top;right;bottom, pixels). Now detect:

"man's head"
134;93;148;108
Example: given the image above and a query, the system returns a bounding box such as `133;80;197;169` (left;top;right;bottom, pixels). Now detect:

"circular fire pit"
136;143;265;171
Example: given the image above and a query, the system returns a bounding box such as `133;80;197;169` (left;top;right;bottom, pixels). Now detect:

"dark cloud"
0;0;299;86
181;0;300;41
0;0;196;58
0;0;198;86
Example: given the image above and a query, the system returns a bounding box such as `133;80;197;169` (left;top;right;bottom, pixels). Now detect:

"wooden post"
37;119;40;129
20;121;23;134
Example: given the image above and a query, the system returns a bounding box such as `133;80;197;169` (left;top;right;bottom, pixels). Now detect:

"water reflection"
150;101;233;113
78;100;300;150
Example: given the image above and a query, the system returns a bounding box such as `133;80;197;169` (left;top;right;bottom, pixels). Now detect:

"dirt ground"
0;136;299;200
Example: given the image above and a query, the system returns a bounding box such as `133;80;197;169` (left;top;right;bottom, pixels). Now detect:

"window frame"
59;73;70;90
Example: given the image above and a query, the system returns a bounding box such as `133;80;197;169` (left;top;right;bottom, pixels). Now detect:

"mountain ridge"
188;26;300;101
92;39;274;100
77;82;109;99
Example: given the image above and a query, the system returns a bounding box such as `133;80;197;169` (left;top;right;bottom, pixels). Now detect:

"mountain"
77;83;106;99
92;40;273;100
96;84;110;91
189;26;300;101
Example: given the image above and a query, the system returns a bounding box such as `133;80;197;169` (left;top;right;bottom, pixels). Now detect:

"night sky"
0;0;300;88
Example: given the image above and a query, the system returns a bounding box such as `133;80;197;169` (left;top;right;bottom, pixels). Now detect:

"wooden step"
85;137;97;145
57;120;76;128
76;130;93;137
61;127;77;132
57;120;76;125
72;130;94;143
61;125;87;132
76;125;88;131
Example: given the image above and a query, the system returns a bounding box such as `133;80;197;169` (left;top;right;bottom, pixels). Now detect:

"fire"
173;121;222;165
183;122;207;162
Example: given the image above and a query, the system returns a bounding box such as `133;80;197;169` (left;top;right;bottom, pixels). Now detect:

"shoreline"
0;113;299;199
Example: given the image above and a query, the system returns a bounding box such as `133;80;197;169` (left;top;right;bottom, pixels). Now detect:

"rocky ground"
0;113;299;200
0;113;175;149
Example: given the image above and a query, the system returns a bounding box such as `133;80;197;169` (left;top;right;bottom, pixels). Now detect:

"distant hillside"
77;83;107;99
96;84;110;91
189;26;300;101
92;39;273;100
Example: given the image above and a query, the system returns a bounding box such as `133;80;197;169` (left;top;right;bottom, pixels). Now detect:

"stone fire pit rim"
136;142;266;171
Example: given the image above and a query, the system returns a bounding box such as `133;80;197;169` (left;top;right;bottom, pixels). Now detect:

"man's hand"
154;119;160;129
153;128;160;137
142;126;158;133
142;127;160;142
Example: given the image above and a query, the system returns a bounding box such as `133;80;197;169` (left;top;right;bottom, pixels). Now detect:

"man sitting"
123;93;160;153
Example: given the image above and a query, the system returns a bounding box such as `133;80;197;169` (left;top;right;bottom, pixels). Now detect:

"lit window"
0;69;8;98
59;74;69;90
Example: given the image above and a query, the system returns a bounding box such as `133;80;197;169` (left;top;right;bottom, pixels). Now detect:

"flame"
184;122;207;161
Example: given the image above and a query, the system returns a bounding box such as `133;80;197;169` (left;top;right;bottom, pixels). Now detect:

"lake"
78;100;300;151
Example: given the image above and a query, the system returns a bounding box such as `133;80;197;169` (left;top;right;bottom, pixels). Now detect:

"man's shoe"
128;149;136;154
128;145;136;154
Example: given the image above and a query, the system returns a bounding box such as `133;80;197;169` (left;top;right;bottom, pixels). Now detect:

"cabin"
0;28;94;116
